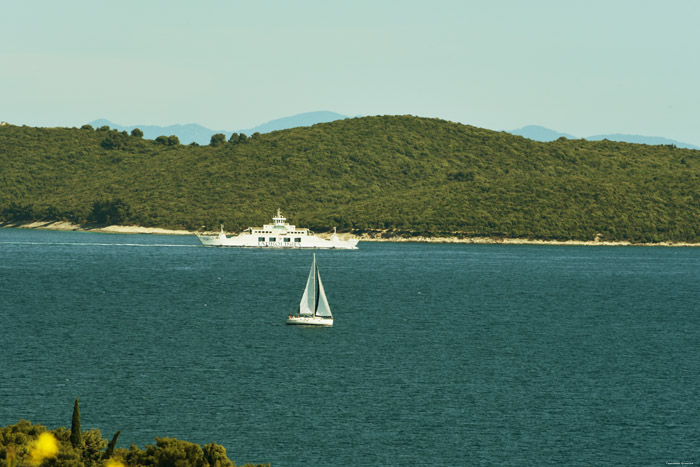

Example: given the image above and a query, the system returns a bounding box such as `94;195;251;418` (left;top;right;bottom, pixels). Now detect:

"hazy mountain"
509;125;577;141
90;111;349;145
89;119;224;145
586;133;699;150
238;111;349;135
509;125;699;150
90;116;697;150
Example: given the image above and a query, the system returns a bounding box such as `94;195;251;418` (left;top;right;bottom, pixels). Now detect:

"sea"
1;228;698;466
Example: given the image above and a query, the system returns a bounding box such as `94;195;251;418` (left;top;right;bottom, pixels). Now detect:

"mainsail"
298;255;316;316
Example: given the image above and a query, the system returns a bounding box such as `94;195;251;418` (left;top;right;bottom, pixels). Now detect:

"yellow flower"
29;432;58;464
105;459;126;467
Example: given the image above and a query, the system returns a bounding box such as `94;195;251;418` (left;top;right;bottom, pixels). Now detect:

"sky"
2;0;699;145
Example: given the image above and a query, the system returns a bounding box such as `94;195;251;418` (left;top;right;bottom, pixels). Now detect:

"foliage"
0;420;266;467
87;199;132;225
105;431;121;460
155;135;179;146
209;134;226;147
121;438;231;467
1;202;35;221
130;129;144;138
101;132;130;150
226;133;254;145
70;398;81;449
1;116;699;242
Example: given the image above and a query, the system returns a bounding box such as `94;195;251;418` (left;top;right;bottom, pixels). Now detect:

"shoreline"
357;235;699;247
0;220;193;236
2;221;698;247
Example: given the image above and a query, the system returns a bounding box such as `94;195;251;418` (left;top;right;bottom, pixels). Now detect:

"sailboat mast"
314;254;319;315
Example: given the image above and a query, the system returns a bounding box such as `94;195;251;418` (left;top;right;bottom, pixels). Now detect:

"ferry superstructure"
197;209;359;249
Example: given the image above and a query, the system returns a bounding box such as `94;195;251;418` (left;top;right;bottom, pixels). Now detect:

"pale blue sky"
2;0;699;144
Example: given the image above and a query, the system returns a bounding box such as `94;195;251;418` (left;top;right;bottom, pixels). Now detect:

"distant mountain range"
508;125;577;141
509;125;699;150
89;115;698;150
238;111;349;135
90;111;349;145
89;119;217;145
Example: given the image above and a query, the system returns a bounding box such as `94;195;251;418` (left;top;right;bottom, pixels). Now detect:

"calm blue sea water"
1;228;699;466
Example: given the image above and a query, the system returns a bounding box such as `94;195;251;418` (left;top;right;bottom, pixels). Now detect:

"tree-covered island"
1;116;698;244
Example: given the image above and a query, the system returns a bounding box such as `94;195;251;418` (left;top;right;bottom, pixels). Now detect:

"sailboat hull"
286;316;333;326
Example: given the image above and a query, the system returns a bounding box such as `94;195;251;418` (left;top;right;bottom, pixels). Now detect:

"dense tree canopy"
1;116;699;243
210;133;226;147
0;420;267;467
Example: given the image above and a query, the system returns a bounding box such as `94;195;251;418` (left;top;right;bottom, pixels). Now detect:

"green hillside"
1;116;699;243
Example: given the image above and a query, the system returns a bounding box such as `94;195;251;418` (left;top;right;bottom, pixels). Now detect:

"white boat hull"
198;233;358;249
286;316;333;326
197;210;358;249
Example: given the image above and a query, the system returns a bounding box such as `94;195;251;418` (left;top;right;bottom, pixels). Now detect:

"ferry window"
269;237;276;242
284;238;291;242
258;237;265;242
294;238;301;242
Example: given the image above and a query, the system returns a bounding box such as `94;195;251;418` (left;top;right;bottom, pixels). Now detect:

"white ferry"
197;209;359;249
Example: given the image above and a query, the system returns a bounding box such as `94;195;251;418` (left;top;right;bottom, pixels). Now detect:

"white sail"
315;270;333;318
298;254;316;315
287;254;334;326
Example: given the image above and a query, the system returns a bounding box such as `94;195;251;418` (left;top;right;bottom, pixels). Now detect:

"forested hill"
1;116;699;243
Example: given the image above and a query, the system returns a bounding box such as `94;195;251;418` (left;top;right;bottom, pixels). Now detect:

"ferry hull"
197;210;359;249
197;234;358;249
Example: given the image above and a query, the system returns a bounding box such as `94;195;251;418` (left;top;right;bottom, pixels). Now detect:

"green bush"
0;420;267;467
87;199;132;225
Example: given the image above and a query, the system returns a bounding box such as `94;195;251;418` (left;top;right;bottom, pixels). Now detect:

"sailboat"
286;254;334;326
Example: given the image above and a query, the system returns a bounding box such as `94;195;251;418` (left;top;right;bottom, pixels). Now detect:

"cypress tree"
104;430;121;459
70;397;82;448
